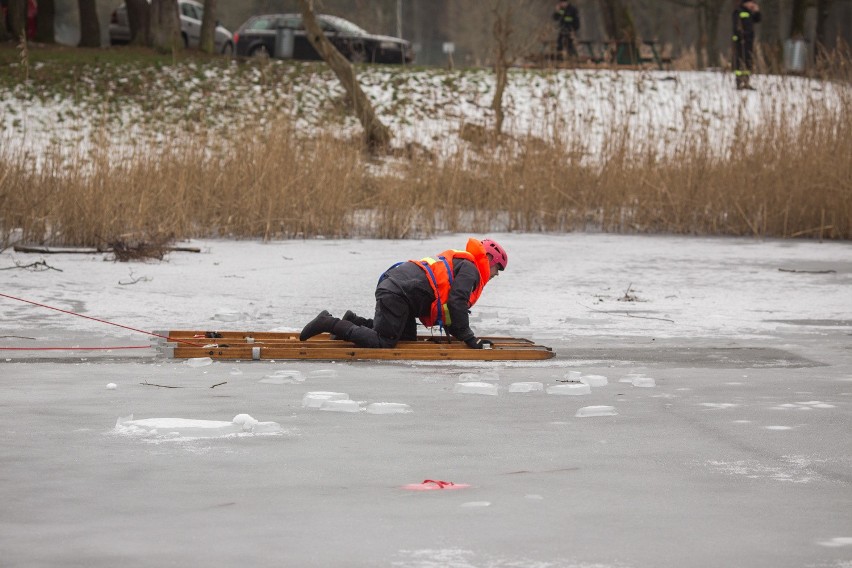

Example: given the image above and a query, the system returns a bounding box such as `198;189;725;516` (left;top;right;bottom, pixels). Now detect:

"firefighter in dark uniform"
732;0;761;90
553;1;580;59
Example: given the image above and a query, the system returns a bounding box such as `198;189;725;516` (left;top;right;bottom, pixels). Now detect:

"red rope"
0;292;205;347
0;346;152;351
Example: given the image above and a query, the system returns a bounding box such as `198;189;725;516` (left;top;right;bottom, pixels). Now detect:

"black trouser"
346;288;418;348
557;32;577;58
733;38;754;79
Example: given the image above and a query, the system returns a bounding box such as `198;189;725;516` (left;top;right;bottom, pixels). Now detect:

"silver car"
109;0;234;55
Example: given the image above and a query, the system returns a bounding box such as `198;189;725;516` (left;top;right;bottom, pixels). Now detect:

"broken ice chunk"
302;391;349;408
580;375;608;387
366;403;412;414
184;357;213;368
319;399;361;413
454;382;499;396
632;377;656;387
260;369;305;384
575;405;618;417
547;383;591;395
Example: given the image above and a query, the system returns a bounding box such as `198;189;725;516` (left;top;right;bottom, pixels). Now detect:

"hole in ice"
307;369;338;379
508;382;544;393
458;371;499;382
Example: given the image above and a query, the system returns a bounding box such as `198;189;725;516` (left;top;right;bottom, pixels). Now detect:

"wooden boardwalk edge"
156;330;555;361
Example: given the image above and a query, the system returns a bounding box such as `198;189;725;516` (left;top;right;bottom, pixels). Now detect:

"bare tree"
126;0;150;46
599;0;639;62
815;0;833;55
150;0;181;52
77;0;101;47
35;0;55;43
298;0;391;151
200;0;217;54
662;0;725;69
491;1;512;136
790;0;808;38
759;0;783;72
6;0;26;40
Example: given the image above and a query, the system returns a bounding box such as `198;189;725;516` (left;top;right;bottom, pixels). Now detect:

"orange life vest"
411;238;491;329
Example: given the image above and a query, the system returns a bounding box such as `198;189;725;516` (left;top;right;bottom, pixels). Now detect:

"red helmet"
481;238;507;271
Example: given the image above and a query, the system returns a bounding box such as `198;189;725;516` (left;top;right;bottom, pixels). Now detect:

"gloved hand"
465;337;493;349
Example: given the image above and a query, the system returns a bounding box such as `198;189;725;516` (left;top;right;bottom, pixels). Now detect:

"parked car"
234;13;413;65
1;0;38;40
109;0;234;55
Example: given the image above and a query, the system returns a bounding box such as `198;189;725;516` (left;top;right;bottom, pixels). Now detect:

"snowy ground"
2;62;846;165
1;234;851;567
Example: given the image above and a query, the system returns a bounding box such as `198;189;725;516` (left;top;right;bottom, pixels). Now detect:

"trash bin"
275;27;294;59
783;38;808;72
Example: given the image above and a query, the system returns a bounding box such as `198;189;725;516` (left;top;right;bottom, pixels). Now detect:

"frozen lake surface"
1;233;851;567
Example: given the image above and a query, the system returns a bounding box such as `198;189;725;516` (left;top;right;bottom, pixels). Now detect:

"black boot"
343;310;373;328
300;310;337;341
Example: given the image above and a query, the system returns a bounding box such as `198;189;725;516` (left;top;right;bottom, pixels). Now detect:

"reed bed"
1;66;850;247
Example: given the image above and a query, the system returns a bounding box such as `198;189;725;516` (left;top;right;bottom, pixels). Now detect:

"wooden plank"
171;345;554;361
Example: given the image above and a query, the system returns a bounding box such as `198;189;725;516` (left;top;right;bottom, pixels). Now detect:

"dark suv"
234;13;413;65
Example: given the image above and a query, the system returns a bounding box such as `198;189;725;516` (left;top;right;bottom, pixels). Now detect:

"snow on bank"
2;61;846;166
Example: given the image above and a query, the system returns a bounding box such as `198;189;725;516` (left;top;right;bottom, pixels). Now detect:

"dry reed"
1;73;849;247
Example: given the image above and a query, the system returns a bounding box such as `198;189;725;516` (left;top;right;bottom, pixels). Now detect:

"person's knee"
348;326;399;348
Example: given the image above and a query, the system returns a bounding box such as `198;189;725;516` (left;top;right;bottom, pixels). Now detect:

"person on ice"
299;238;508;349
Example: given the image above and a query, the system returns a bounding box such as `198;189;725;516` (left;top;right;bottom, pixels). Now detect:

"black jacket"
553;4;580;34
379;258;481;341
732;3;761;42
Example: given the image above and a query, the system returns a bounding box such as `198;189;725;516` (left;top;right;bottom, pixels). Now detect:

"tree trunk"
6;0;27;40
703;0;725;68
35;0;55;43
815;0;833;55
150;0;181;52
695;4;706;69
490;1;512;136
790;0;808;38
126;0;150;46
759;0;783;72
298;0;391;151
599;0;638;63
200;0;217;54
77;0;101;47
